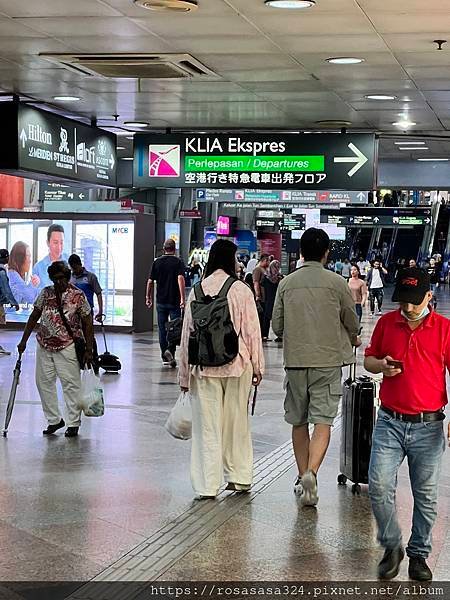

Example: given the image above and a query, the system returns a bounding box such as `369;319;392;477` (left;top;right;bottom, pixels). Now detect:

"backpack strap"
193;281;206;301
217;276;237;298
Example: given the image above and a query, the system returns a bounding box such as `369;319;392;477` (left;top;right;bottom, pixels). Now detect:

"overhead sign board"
0;103;117;187
195;188;369;204
39;182;89;202
321;208;432;228
180;208;202;219
134;134;376;191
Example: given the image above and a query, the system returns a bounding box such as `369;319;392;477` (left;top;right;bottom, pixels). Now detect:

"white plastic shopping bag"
165;391;192;440
80;369;105;417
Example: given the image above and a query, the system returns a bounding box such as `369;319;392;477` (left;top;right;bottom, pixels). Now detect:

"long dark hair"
204;239;238;279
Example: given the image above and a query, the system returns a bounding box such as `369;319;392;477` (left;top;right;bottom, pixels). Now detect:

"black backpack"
188;277;239;368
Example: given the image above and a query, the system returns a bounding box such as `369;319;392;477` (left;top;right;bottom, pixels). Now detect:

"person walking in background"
7;242;40;305
272;229;361;507
69;254;104;374
245;254;258;275
33;224;68;290
252;254;270;340
146;239;185;368
0;249;20;355
341;258;351;280
426;257;440;309
262;260;283;343
334;257;343;276
189;259;203;286
409;258;417;268
17;261;94;438
367;259;388;317
179;239;264;499
357;256;370;280
348;265;368;322
364;268;448;582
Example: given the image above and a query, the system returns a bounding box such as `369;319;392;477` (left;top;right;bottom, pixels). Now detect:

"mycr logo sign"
149;145;181;177
112;227;129;234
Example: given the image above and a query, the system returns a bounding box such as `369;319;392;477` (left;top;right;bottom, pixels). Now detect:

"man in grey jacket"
272;228;360;507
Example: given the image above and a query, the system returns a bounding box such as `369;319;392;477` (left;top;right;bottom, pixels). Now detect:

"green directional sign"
134;133;377;191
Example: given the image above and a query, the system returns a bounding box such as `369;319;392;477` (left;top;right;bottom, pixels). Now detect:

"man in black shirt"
146;239;186;367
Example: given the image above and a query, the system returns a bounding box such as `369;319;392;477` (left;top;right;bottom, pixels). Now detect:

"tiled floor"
0;295;449;583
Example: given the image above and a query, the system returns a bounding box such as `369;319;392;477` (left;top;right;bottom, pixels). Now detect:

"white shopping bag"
80;368;105;417
165;391;192;440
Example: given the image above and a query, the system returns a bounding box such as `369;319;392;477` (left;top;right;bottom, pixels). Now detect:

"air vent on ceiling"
39;53;217;79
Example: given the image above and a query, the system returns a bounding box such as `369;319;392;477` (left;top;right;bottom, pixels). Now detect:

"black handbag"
166;312;183;347
56;298;86;369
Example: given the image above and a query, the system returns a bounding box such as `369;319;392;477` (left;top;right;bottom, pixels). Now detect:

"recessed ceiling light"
315;120;352;127
394;141;425;145
116;146;126;150
365;94;397;101
121;157;134;161
265;0;316;8
124;121;148;128
53;95;81;101
326;57;365;65
126;136;135;140
398;147;429;151
134;0;198;12
392;120;416;128
418;158;449;162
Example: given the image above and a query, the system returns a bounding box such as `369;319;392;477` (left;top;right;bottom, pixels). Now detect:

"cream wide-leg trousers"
36;343;82;428
190;364;254;497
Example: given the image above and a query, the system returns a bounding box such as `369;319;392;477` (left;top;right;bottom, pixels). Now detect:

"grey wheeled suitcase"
337;360;376;495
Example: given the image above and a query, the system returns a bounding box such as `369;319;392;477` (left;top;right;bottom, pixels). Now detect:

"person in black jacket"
426;258;440;309
367;260;388;317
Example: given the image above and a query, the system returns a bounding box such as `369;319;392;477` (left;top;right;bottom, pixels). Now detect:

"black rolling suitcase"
337;355;376;495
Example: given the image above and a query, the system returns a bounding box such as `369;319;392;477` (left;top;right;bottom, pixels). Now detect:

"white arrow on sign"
20;128;27;148
357;191;366;202
79;193;85;199
425;218;431;224
334;143;369;177
374;217;380;223
109;154;115;170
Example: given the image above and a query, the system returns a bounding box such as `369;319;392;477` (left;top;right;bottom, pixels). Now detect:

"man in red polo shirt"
365;267;449;582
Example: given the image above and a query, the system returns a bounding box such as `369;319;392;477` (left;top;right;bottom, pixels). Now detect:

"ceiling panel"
103;0;235;17
313;65;409;81
361;0;450;12
131;15;256;37
194;53;298;72
166;35;280;54
230;0;359;16
395;52;450;67
251;14;374;36
370;14;450;34
56;36;171;54
0;0;120;17
383;34;450;52
14;17;150;37
330;79;418;91
277;35;388;54
225;69;322;83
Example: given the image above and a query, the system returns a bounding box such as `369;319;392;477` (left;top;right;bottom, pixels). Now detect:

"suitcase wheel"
352;483;361;495
337;474;347;486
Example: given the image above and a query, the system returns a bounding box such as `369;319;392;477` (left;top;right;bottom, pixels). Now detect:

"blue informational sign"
234;229;257;253
204;227;217;250
197;189;206;199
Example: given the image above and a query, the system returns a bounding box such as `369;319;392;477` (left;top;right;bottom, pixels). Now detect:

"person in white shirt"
357;256;370;280
245;255;258;274
367;260;388;317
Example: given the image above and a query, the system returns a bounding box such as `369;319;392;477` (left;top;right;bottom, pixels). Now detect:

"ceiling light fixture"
365;94;397;101
326;57;364;65
394;141;425;145
398;147;429;151
134;0;198;12
392;120;416;128
126;136;135;140
265;0;316;8
116;146;126;150
124;121;149;128
121;157;134;161
418;158;449;162
53;95;81;102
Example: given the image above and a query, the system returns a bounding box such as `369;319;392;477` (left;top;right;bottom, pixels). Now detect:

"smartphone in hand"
386;359;404;372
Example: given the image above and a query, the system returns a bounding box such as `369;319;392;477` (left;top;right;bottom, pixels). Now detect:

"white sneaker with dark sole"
301;470;318;507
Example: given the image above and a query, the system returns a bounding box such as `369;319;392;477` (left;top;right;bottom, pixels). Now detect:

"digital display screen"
292;208;346;241
217;215;231;236
0;217;134;326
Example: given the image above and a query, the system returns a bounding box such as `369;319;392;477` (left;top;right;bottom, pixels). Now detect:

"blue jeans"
157;304;181;357
369;409;446;558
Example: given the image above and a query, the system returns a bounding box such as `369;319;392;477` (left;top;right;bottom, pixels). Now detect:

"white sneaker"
301;470;319;507
294;476;303;497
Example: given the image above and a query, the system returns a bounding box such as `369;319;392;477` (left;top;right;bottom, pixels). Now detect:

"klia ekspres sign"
134;134;377;191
